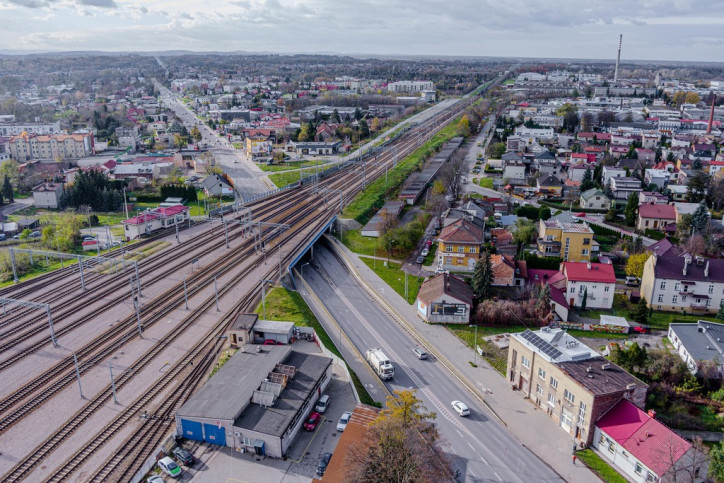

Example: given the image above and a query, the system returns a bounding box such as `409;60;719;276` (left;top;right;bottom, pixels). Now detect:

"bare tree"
657;436;709;483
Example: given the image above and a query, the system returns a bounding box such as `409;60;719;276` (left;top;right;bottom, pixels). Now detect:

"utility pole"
109;361;118;404
73;353;84;399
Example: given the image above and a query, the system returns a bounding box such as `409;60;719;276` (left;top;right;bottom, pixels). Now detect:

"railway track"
0;88;488;481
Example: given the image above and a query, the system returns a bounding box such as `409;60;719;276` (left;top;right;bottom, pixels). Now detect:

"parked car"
81;234;97;241
315;394;330;413
29;231;41;238
0;234;5;241
413;348;428;360
625;276;640;286
172;446;194;466
304;411;321;431
157;456;182;479
425;239;433;248
317;452;332;476
263;339;282;345
451;400;470;417
632;326;650;334
147;476;165;483
416;256;425;264
337;411;352;431
421;248;429;257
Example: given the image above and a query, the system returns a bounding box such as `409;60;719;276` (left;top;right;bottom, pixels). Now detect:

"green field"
359;257;423;304
259;160;329;172
343;121;460;225
338;228;380;257
576;449;627;483
577;294;710;329
478;177;493;188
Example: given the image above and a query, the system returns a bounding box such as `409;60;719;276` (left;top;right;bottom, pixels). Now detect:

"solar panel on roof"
520;329;563;360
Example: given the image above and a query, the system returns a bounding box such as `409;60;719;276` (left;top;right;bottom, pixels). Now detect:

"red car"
633;326;649;334
263;339;282;345
576;212;586;217
304;412;321;431
425;239;433;247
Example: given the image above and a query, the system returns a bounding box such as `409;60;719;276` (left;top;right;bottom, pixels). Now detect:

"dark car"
172;446;194;466
416;256;425;264
304;411;321;431
317;452;332;476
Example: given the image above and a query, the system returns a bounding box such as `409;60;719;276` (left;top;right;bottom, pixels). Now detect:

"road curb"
324;235;507;427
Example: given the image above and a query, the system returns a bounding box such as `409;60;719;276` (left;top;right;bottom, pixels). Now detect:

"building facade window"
521;356;530;368
547;393;555;406
710;285;715;294
446;245;453;252
660;281;666;290
538;368;546;380
578;401;587;425
564;389;575;404
457;246;465;253
658;294;664;303
582;249;589;255
672;295;678;303
583;238;590;245
674;282;680;291
604;286;610;292
536;384;543;396
550;377;558;389
469;247;477;254
635;462;643;474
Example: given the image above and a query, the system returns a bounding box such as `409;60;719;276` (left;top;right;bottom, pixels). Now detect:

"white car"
451;400;470;417
157;456;182;478
147;476;165;483
421;248;429;257
337;411;352;431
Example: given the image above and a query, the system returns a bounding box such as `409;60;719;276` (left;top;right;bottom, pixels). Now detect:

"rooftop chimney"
683;256;691;276
705;260;710;277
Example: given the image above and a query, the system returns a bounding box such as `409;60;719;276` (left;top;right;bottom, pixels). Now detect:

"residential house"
639;191;669;206
9;131;94;161
507;328;647;445
674;202;709;225
646;237;682;258
594;399;708;483
562;262;616;309
537;176;563;197
669;320;724;374
436;219;484;272
610;177;643;202
668;184;689;201
636;203;676;231
245;134;272;159
579;189;611;210
641;253;724;314
644;168;671;190
490;254;527;287
490;228;517;256
416;273;473;324
568;164;588;182
527;269;570;321
286;141;340;156
202;173;234;197
603;166;626;185
537;219;594;262
502;160;526;185
708;160;724;177
32;182;63;209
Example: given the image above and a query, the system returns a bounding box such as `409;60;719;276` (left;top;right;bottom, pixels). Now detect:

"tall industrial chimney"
707;95;716;134
613;34;622;84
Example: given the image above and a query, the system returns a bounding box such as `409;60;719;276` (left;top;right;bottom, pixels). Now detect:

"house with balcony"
610;177;643;202
636;203;676;232
537;219;594;263
436;219;484;272
644;168;671;190
507;328;647;445
562;262;616;310
603;166;626;185
641;254;724;315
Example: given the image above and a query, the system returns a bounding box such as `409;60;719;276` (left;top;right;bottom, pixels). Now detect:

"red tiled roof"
596;399;691;477
563;262;616;283
156;205;189;216
638;203;676;220
438;219;483;244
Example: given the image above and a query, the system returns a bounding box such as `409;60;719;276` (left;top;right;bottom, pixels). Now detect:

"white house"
503;161;526;185
32;182;63;209
562;262;616;309
644;169;671;190
602;166;626;185
668;320;724;374
416;273;473;324
594;399;707;483
122;205;190;240
579;189;611;210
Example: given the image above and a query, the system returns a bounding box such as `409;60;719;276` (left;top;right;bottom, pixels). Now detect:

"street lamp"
469;324;478;366
260;279;274;320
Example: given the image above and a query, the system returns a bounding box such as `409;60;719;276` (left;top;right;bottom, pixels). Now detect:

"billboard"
430;303;467;316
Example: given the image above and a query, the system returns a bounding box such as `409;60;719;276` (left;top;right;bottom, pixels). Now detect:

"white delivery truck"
365;348;395;380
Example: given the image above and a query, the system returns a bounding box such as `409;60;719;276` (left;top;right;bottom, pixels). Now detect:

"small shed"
17;218;40;230
227;313;259;348
600;315;632;332
253;319;295;344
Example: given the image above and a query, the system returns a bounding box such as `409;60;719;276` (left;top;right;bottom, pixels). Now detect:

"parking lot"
163;359;357;483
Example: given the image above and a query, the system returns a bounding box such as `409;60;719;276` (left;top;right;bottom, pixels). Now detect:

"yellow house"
245;134;271;159
537;219;594;262
436;219;484;272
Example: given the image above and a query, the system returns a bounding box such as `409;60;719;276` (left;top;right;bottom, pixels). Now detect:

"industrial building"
175;345;332;458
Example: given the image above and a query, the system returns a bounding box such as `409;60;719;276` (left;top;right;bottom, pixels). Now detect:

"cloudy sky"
1;0;723;62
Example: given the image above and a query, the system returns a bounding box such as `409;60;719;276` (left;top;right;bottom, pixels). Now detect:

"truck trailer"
365;348;394;380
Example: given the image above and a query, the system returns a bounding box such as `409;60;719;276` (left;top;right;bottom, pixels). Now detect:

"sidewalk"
327;235;599;483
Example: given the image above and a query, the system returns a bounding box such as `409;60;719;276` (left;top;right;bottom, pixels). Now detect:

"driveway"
1;196;35;217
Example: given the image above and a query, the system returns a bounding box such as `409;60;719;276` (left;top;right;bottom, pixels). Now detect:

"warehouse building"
175;345;332;458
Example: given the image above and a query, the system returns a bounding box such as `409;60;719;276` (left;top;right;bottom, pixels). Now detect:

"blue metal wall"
180;419;204;442
203;422;227;446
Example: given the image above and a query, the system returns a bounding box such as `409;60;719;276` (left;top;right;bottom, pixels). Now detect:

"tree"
634;298;649;324
379;390;436;427
370;117;381;132
358;119;370;139
626;253;648;278
604;178;614;199
431;180;445;195
0;159;20;186
471;250;493;300
538;206;551;220
624;192;639;226
580;287;588;311
190;126;202;142
513;217;536;251
605;205;617;222
717;302;724;321
2;174;13;203
685;92;701;105
580;167;595;192
690;201;709;234
456;115;471;137
687;171;710;203
709;442;724;483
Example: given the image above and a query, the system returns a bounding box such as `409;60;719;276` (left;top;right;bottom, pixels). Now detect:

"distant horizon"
0;48;722;67
2;1;724;64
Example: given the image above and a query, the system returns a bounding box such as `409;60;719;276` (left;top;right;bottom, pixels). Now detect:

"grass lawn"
343;121;460;225
339;228;380;257
446;325;526;374
423;242;437;265
259;160;328;172
478;177;494;189
359;257;423;305
268;164;329;187
578;294;712;329
254;287;377;406
576;449;627;483
502;79;515;85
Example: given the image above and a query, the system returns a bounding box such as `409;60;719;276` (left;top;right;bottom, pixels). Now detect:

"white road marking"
467;442;475;451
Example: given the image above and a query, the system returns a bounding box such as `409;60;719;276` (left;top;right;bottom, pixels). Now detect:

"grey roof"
234;351;332;437
581;188;607;201
653;255;724;283
535;150;556;160
501;151;523;161
177;345;291;421
557;357;648;396
670;321;724;364
202;173;231;190
254;319;295;335
231;313;258;331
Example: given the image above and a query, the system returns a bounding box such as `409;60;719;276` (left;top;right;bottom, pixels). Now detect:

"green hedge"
644;229;667;241
524;253;563;269
589;222;624;238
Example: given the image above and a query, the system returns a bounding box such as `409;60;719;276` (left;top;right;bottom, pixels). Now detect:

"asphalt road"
304;243;562;482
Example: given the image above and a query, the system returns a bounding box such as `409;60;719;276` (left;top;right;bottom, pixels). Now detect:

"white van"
315;394;330;413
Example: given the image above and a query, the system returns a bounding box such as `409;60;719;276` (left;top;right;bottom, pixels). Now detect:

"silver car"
451;400;470;417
